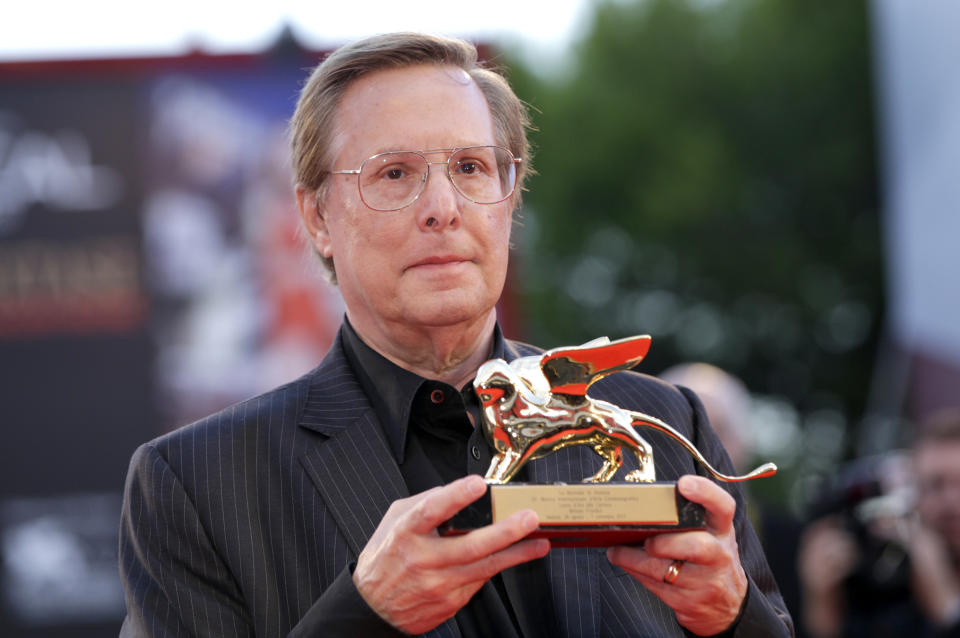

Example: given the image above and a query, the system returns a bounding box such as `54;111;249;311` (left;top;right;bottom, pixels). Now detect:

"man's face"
311;64;513;341
914;440;960;557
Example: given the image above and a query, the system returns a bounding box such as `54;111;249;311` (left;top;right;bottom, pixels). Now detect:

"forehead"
332;64;496;160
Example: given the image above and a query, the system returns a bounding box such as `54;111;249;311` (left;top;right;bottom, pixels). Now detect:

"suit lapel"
296;333;461;638
297;334;408;556
300;410;407;557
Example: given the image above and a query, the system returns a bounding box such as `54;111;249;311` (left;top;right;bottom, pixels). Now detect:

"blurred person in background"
797;408;960;638
660;364;752;473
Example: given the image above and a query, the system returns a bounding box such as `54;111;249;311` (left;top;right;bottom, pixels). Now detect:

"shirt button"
430;389;444;404
471;445;481;460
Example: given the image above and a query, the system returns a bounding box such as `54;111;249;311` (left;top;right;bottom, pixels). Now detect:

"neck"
348;310;497;389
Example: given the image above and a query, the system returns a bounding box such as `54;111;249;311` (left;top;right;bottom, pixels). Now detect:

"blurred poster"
0;45;342;635
1;494;124;626
140;67;342;428
0;75;145;336
0;66;151;636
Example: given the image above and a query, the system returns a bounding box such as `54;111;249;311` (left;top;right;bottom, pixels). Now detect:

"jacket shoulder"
144;368;318;455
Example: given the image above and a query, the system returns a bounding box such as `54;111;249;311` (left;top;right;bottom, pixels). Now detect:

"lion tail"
630;413;777;482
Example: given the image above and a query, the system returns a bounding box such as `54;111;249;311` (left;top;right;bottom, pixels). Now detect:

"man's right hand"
353;474;550;634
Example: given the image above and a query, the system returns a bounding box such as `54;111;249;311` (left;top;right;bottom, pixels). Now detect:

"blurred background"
1;0;957;635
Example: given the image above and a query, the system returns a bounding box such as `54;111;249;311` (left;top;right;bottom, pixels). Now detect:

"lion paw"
625;470;655;483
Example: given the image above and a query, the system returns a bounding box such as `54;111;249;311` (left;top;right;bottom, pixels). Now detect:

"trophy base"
439;481;706;547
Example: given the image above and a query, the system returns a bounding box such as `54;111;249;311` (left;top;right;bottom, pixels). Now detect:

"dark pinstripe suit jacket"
119;332;793;637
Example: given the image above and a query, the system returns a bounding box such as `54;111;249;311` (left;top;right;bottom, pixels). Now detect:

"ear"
296;185;334;259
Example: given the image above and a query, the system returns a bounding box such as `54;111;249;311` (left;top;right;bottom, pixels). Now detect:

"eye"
375;161;418;181
457;160;480;175
452;148;496;177
361;153;424;186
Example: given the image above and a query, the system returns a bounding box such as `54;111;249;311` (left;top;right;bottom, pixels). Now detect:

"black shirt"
315;319;553;637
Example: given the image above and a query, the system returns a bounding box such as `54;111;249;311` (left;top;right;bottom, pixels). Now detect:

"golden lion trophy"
441;335;777;546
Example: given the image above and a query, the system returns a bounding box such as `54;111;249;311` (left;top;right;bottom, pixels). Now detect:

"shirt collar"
339;316;507;463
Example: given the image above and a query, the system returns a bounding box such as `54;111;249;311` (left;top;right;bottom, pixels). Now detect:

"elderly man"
119;33;792;637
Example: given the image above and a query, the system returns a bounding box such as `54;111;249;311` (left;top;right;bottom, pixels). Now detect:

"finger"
426;509;543;567
677;475;736;534
607;545;697;590
607;544;657;579
642;529;709;563
451;537;551;584
609;533;714;578
404;475;488;535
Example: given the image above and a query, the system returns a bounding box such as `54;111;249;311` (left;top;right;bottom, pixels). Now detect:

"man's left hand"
607;474;747;636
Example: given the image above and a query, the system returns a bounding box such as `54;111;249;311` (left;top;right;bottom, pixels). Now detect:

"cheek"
323;200;367;260
484;213;512;279
499;208;515;237
486;208;513;253
330;216;405;290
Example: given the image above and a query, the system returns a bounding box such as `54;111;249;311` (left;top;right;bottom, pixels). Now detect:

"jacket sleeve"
119;442;254;637
119;441;414;638
677;386;795;638
288;564;408;638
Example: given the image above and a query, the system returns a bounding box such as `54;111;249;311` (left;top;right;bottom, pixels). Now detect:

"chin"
404;290;496;328
412;306;488;328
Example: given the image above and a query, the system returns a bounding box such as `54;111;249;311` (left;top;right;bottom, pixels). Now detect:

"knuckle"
399;542;432;572
718;491;736;516
644;536;662;554
461;535;486;562
422;575;451;601
411;498;437;524
687;537;714;563
480;552;502;579
392;533;413;559
441;589;465;610
386;496;409;514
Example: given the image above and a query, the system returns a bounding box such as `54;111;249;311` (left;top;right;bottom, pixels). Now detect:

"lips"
405;255;471;270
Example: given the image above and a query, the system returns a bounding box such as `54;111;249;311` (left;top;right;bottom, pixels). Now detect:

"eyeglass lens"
357;146;516;211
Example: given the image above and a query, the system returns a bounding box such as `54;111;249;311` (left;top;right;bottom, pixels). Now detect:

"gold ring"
663;559;684;584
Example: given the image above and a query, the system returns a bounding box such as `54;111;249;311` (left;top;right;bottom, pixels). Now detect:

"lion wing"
538;335;652;396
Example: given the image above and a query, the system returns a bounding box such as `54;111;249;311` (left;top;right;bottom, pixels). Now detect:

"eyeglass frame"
329;145;522;212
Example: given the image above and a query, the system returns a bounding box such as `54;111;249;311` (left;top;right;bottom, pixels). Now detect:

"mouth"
405;255;471;271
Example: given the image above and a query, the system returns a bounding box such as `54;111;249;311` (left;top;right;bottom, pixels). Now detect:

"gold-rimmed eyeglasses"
330;145;521;212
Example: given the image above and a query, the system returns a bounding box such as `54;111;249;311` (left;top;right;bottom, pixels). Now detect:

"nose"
415;162;462;231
